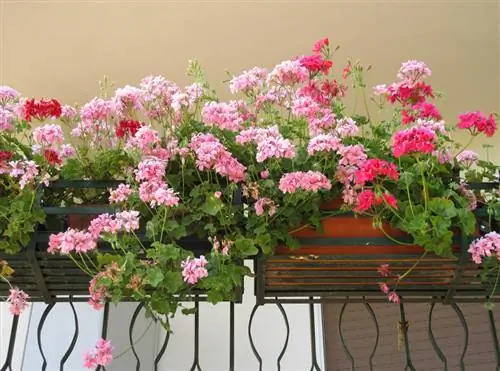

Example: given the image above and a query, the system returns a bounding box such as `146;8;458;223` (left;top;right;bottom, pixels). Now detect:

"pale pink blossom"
397;60;432;82
255;197;278;216
84;338;113;369
457;150;479;168
33;124;64;146
6;288;29;315
335;117;359;138
60;144;76;158
0;108;14;131
279;171;332;194
125;125;160;151
109;184;133;203
0;86;21;104
181;256;208;284
468;232;500;264
48;229;97;254
113;85;143;116
229;67;268;94
202;100;250;131
134;158;166;183
387;291;400;303
60;105;77;121
308;134;342;155
9;160;39;189
267;60;308;86
80;98;114;123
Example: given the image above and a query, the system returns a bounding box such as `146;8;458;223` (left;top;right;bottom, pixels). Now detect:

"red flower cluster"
457;111;497;137
299;54;333;76
355;159;399;186
115;120;142;138
0;150;13;163
402;101;442;124
43;148;62;166
354;189;398;212
387;81;434;106
23;99;62;122
392;126;436;158
312;37;329;54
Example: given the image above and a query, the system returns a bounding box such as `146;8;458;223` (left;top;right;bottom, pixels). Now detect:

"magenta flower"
392;126;436;158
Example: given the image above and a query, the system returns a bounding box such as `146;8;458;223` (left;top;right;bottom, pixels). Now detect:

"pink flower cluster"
202;100;250;131
392;126;436;158
0;86;21;104
84;339;113;369
457;111;497;137
267;60;309;86
190;133;246;182
456;150;479;168
48;228;97;254
0;108;14;131
468;232;500;264
181;256;208;285
377;264;400;303
336;144;368;205
135;158;166;183
397;60;432;82
229;67;268;94
140;182;180;208
9;160;39;189
335;117;359;138
279;171;332;194
255;197;278;217
7;288;29;315
33;124;64;146
80;98;114;124
236;126;296;163
125;125;161;152
113;85;144;116
211;236;233;255
355;159;399;186
88;273;107;310
307;133;342;155
109;183;134;203
88;211;140;237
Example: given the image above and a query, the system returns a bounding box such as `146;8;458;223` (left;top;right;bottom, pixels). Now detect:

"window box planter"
255;182;499;304
0;180;243;304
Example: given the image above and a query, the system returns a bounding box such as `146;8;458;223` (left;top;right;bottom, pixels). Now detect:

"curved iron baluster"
398;301;416;371
129;303;144;371
308;300;321;371
95;303;110;371
0;314;19;371
59;301;79;371
248;303;263;371
427;302;448;370
229;302;235;371
450;301;469;371
37;303;56;371
154;319;171;371
338;301;355;371
488;309;500;371
189;300;202;371
275;302;290;371
363;301;379;371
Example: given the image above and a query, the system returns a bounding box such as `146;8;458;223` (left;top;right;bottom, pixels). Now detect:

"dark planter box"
0;180;243;303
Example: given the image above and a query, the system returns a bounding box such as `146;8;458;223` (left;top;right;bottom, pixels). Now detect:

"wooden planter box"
0;180;243;303
256;183;499;304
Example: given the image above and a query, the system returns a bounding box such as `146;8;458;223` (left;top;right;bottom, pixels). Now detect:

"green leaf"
456;208;476;235
96;253;119;268
429;198;457;219
163;271;184;293
206;290;224;304
234;238;259;256
201;196;223;216
146;267;164;287
181;306;198;315
255;233;273;255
